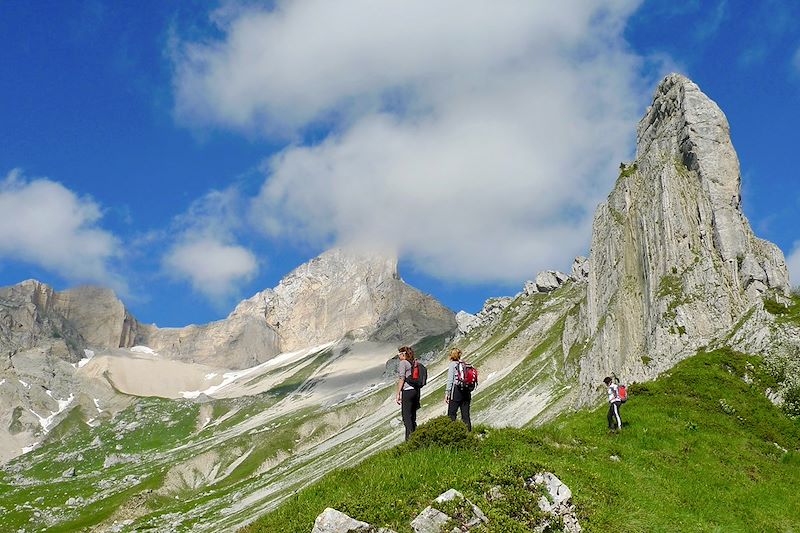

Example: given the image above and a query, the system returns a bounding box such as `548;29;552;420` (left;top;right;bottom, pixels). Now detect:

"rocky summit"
0;74;797;532
569;73;791;396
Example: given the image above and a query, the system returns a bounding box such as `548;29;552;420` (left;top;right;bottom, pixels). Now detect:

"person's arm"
445;362;455;403
396;361;406;404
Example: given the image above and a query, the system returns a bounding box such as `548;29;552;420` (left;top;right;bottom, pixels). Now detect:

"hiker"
604;376;623;431
445;348;472;431
396;346;420;441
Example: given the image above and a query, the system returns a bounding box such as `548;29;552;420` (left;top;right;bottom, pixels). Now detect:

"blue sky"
1;0;798;327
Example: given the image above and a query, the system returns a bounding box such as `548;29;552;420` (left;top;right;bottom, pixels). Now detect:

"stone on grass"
311;508;372;533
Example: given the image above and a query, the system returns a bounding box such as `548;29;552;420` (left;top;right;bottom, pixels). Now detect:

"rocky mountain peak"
250;247;453;352
573;73;790;395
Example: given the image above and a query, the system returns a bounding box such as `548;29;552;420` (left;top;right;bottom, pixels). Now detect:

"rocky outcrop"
0;248;457;370
233;248;456;352
567;73;791;397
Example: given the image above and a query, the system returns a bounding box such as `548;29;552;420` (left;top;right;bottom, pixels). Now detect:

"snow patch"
18;379;29;388
180;342;334;399
0;379;6;386
29;393;75;431
22;442;39;454
94;398;103;413
131;346;157;355
205;373;218;380
76;349;95;368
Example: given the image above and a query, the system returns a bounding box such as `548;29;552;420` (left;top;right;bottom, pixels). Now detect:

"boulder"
311;508;397;533
455;311;479;334
570;256;589;281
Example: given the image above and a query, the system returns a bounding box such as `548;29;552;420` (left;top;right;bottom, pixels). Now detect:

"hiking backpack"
617;384;628;403
405;361;428;389
455;361;478;391
612;373;628;403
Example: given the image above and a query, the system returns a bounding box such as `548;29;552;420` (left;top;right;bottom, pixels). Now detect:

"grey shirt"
446;360;458;396
398;359;414;391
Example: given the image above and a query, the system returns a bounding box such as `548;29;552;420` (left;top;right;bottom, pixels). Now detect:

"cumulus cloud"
164;238;257;300
787;241;800;288
0;169;123;288
174;0;653;283
162;187;259;301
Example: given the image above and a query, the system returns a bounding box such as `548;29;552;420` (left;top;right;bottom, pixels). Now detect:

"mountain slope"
243;348;800;533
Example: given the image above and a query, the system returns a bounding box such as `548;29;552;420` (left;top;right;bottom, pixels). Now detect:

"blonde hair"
449;348;462;361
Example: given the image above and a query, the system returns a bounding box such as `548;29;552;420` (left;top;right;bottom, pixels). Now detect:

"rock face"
230;248;456;353
568;74;790;396
0;281;136;362
0;249;456;369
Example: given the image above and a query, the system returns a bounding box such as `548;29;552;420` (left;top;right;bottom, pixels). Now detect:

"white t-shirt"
608;383;620;403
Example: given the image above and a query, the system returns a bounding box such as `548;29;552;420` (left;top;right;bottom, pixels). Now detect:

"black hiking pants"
608;401;622;430
447;396;472;431
401;388;420;441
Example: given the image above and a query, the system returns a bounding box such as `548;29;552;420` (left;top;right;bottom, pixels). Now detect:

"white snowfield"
76;349;95;368
131;346;158;355
179;342;336;399
29;393;75;432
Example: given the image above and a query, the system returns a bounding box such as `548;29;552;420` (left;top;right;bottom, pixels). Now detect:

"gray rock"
311;508;373;533
411;506;451;533
456;311;479;334
570;256;589;281
415;489;489;531
534;271;564;292
1;248;456;370
61;467;76;478
529;472;581;532
524;280;539;295
530;472;572;505
565;73;794;402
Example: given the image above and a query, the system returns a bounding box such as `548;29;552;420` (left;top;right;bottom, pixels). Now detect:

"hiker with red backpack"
604;375;627;432
445;348;477;431
396;346;424;441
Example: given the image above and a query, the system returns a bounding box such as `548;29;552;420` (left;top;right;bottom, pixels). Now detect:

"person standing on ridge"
604;376;622;432
396;346;420;441
445;348;472;431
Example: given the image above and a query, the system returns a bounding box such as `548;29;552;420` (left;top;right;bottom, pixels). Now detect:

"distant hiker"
396;346;421;441
604;376;623;431
445;348;473;431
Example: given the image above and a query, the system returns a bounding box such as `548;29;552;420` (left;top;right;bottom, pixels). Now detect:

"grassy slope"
242;349;800;533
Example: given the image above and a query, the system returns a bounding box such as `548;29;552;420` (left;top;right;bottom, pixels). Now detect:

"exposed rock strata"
0;249;456;370
568;73;791;397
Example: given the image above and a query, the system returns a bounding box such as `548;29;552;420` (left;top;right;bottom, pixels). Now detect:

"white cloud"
787;241;800;288
164;238;257;300
174;0;654;283
162;187;259;300
0;170;123;288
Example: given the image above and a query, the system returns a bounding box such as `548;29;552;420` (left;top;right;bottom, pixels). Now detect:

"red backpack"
612;373;627;403
405;361;428;389
617;384;628;403
456;361;478;391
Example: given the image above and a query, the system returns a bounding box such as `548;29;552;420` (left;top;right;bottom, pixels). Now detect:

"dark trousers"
401;388;420;441
447;393;472;431
607;401;622;430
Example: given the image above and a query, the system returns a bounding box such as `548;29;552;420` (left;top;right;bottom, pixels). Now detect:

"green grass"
764;293;800;325
242;348;800;533
619;162;638;179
